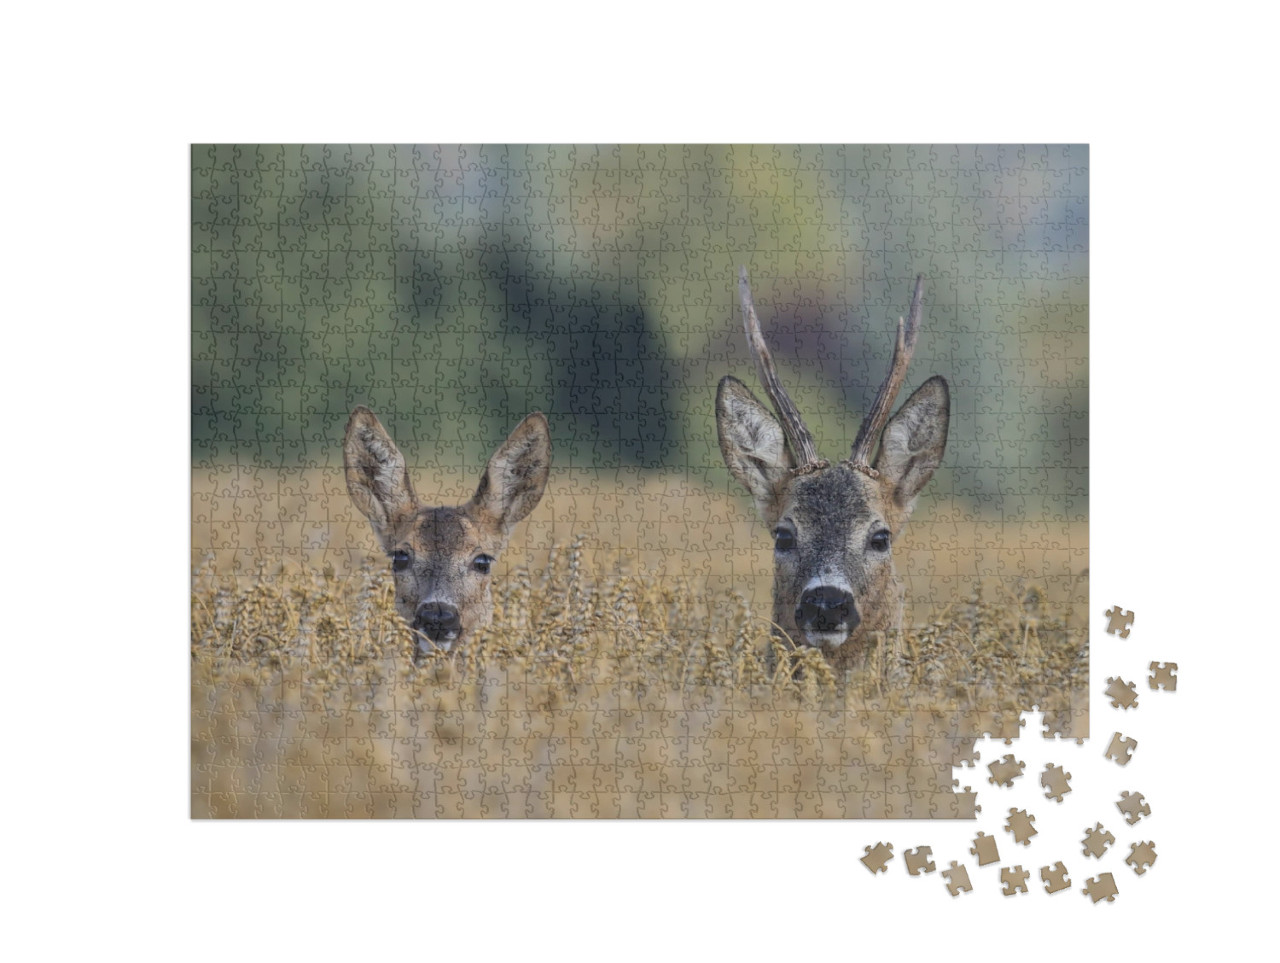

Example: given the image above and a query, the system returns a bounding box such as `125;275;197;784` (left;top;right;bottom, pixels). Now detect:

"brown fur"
343;406;551;655
717;359;949;670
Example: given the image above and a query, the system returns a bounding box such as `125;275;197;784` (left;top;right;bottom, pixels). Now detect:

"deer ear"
716;376;794;521
470;412;551;535
874;375;949;517
344;406;418;551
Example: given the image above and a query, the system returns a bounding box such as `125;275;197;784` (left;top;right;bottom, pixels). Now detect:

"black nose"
796;587;858;633
414;601;461;641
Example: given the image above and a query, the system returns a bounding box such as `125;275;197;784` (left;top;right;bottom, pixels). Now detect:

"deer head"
717;269;949;667
343;407;551;655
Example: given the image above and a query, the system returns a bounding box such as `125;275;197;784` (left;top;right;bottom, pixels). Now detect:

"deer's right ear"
716;376;793;520
343;406;417;550
470;412;552;536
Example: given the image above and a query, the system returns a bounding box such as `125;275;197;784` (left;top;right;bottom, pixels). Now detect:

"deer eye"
391;550;411;572
773;528;796;552
868;529;891;552
473;554;494;574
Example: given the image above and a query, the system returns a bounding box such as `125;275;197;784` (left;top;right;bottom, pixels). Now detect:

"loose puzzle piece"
1105;606;1135;638
1005;808;1037;846
1082;873;1118;903
1041;762;1072;802
942;861;973;897
1125;841;1157;875
1116;790;1151;825
1081;822;1115;858
987;752;1026;787
1104;676;1138;710
904;847;936;876
1041;862;1071;894
1105;732;1138;765
1149;661;1178;691
860;842;894;874
1000;865;1030;895
970;831;1000;866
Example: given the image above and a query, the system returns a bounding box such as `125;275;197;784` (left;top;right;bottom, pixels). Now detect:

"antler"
847;275;925;477
739;267;828;473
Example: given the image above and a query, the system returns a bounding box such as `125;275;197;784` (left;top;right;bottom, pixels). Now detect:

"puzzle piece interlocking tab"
860;842;893;874
1082;822;1115;859
1125;841;1157;875
1005;808;1037;846
1105;732;1138;765
1083;873;1119;903
1116;790;1151;825
904;847;935;876
1104;676;1138;710
1041;763;1072;802
970;831;1000;866
1000;865;1030;896
1149;661;1178;691
1041;861;1072;894
1104;606;1135;638
942;861;972;897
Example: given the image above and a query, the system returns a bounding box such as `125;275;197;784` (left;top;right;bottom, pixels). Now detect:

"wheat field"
191;469;1087;818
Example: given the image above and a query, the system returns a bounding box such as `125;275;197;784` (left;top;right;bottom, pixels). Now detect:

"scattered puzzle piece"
1104;676;1138;710
1082;822;1115;859
970;831;1000;866
987;752;1026;787
1083;873;1118;903
1149;661;1178;691
860;842;894;874
1125;841;1157;875
1105;606;1134;638
904;847;936;876
1041;862;1071;894
1117;790;1151;825
1005;808;1037;846
1105;732;1137;765
942;861;972;897
1041;763;1072;802
1000;865;1030;895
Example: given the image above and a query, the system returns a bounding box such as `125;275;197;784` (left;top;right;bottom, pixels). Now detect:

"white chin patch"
416;637;455;655
803;630;848;649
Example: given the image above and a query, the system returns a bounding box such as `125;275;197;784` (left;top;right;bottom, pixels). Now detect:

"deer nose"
796;587;859;632
414;601;461;641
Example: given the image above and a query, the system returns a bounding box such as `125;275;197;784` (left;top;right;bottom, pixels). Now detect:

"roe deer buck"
717;269;949;669
343;406;551;655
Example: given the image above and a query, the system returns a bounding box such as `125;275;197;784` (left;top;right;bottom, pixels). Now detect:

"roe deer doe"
717;269;949;669
343;407;551;655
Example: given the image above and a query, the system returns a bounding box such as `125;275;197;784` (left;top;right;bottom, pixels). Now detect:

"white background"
4;1;1275;958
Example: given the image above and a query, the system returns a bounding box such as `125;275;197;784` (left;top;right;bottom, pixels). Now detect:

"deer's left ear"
875;375;949;515
470;412;552;535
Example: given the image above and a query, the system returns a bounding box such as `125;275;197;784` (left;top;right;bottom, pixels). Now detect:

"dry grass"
191;539;1087;818
191;468;1087;817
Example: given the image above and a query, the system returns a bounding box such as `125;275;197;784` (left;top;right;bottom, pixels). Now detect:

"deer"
716;268;949;670
343;406;551;656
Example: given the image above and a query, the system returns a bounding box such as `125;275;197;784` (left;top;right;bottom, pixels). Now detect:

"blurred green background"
192;145;1086;522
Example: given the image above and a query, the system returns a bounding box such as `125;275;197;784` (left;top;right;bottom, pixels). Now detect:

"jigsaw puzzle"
1125;841;1158;875
1104;606;1134;637
1005;808;1038;845
942;861;973;897
1116;790;1151;825
1041;862;1072;894
1105;732;1138;766
861;842;894;874
904;847;936;876
1041;763;1073;802
1104;677;1139;710
1149;661;1178;691
1000;865;1031;896
970;830;1001;866
190;144;1089;819
1082;822;1116;859
1082;873;1119;903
